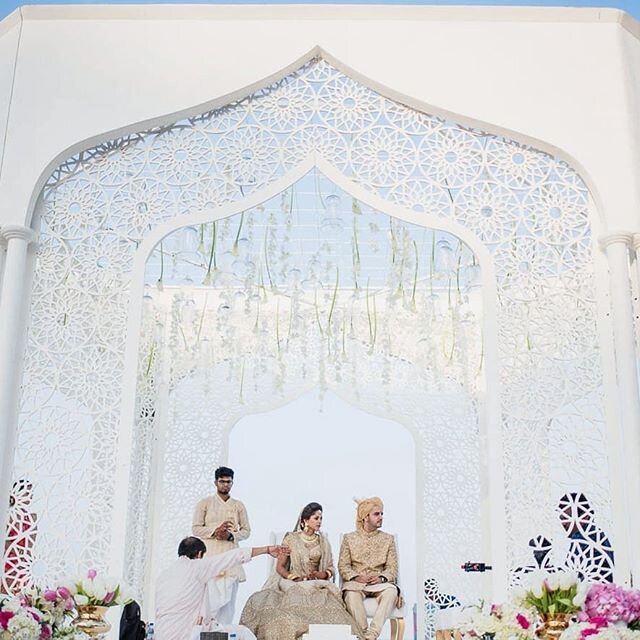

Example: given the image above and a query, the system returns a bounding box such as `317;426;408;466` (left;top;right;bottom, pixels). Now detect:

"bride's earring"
303;523;312;534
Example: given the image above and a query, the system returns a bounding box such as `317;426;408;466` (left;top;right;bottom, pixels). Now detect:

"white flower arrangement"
462;602;538;640
5;613;41;640
516;571;586;615
1;586;86;640
64;569;133;608
0;598;41;640
463;572;640;640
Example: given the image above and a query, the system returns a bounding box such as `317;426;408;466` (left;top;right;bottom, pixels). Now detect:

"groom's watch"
379;576;388;583
227;532;234;542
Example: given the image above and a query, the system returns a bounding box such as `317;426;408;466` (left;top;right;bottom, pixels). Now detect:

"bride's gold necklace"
300;530;318;543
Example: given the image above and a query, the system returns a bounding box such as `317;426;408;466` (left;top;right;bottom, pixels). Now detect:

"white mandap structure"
0;3;639;637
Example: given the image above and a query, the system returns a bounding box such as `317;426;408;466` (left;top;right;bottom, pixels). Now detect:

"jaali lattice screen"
5;57;610;614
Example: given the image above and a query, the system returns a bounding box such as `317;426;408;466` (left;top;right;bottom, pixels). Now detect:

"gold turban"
355;496;383;530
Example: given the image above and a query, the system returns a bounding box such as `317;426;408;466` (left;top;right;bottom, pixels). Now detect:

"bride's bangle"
287;573;299;581
324;569;332;580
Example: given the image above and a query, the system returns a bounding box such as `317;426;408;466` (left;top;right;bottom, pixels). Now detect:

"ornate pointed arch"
7;51;611;622
126;171;488;619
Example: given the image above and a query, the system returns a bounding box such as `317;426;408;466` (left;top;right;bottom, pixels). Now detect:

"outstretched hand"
268;545;290;558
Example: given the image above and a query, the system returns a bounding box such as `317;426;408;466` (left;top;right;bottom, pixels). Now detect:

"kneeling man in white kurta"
155;536;287;640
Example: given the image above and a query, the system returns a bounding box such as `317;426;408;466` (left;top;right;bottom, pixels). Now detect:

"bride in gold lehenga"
240;502;365;640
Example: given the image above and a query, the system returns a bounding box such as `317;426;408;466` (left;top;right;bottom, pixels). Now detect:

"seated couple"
240;497;401;640
155;497;399;640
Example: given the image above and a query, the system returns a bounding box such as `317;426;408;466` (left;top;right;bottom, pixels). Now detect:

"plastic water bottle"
146;622;155;639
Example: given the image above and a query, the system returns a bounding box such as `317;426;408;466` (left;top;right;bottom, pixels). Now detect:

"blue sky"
0;0;638;21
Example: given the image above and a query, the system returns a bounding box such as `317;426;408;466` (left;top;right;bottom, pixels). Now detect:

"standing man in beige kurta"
339;497;400;640
192;466;251;625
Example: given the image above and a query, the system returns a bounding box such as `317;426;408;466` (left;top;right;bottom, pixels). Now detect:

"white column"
632;234;640;328
599;231;640;584
0;224;36;554
0;235;6;306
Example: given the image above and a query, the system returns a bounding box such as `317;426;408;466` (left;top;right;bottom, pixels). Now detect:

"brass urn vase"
73;605;112;638
537;613;573;640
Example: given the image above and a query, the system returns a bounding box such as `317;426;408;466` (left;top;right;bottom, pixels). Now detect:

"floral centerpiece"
64;570;132;639
463;571;587;640
513;571;587;640
26;586;76;635
462;602;537;640
462;571;640;640
0;595;42;640
0;569;131;639
0;586;85;640
67;569;132;608
517;571;587;617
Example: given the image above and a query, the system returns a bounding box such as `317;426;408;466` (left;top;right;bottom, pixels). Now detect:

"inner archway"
228;390;417;631
128;168;488;638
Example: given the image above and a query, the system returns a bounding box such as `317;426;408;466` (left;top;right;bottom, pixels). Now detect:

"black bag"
119;601;146;640
200;633;228;640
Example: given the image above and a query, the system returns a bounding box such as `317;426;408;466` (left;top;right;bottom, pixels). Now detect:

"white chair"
266;530;291;580
362;597;405;640
339;534;405;640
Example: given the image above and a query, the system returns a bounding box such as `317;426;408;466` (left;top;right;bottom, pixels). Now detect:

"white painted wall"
0;5;637;230
0;12;20;178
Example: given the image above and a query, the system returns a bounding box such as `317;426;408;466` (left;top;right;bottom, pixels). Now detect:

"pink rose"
0;610;15;630
57;587;71;599
40;624;52;639
516;614;531;630
591;617;609;628
87;568;97;579
43;590;58;602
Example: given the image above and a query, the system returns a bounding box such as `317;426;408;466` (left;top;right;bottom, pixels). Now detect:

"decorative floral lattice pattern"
8;57;610;613
557;492;614;584
2;480;37;594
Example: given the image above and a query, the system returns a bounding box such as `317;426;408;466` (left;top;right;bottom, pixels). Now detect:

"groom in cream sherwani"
339;497;400;640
